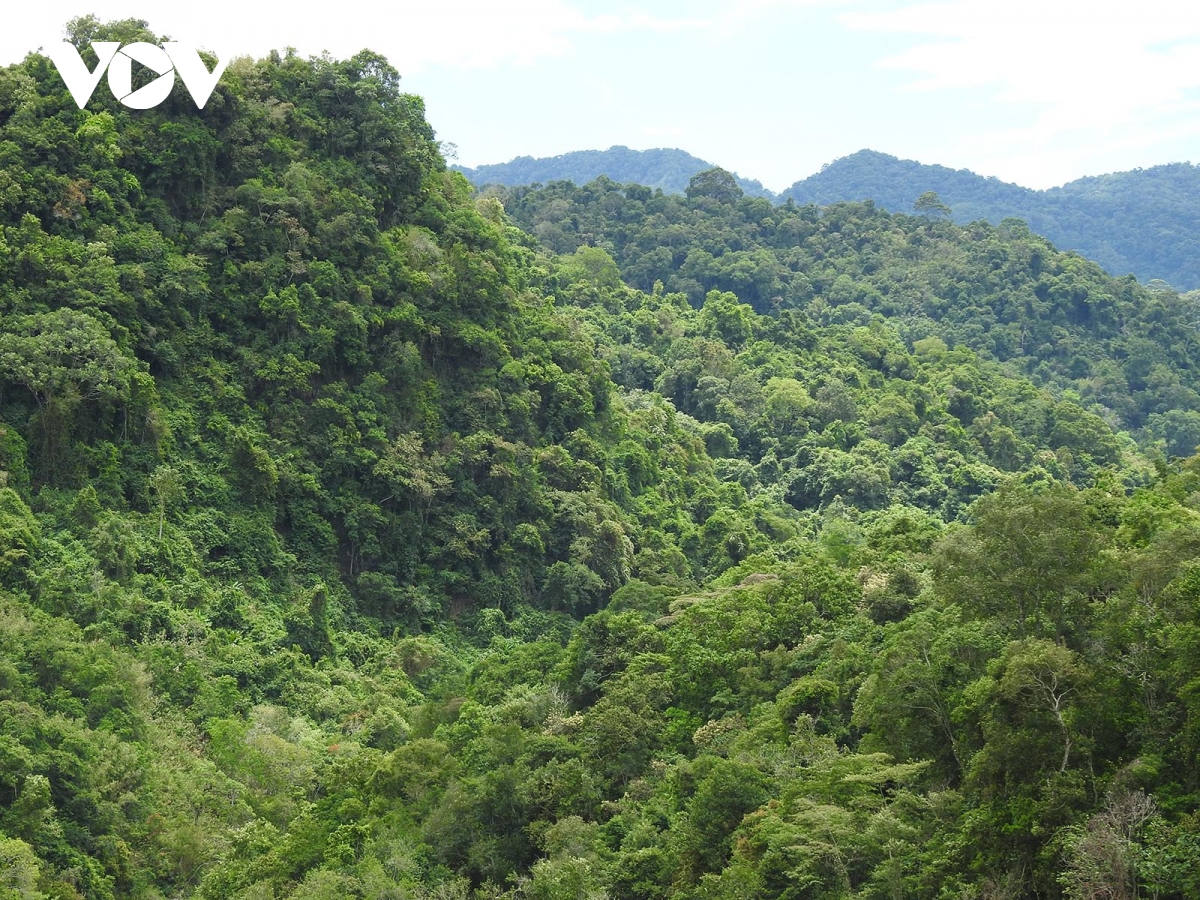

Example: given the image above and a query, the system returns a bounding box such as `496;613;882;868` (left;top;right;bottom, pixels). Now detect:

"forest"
460;145;1200;291
1;17;1199;900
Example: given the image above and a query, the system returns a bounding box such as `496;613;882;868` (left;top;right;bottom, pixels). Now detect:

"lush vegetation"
455;147;775;200
499;167;1200;455
2;19;1200;899
465;145;1200;289
782;150;1200;290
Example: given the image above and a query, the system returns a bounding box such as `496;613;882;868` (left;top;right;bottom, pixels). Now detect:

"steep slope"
0;20;772;620
783;150;1200;288
454;145;776;198
0;24;790;895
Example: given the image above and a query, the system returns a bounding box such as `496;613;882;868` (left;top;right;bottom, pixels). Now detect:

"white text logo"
46;42;228;110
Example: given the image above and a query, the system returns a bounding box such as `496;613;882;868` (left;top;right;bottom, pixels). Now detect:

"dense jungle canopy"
1;18;1199;900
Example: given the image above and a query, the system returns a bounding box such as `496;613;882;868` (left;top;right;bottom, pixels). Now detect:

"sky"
3;1;1199;192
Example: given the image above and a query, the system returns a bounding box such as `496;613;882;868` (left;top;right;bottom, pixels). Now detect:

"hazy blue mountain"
782;150;1036;219
454;145;776;199
782;150;1200;289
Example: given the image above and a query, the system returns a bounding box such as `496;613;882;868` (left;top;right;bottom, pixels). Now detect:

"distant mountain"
782;150;1036;220
454;145;776;199
782;150;1200;290
461;145;1200;288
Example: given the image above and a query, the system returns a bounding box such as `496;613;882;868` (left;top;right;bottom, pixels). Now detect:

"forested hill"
782;149;1037;221
453;145;776;198
501;168;1200;454
782;149;1200;289
2;18;1200;900
462;146;1200;288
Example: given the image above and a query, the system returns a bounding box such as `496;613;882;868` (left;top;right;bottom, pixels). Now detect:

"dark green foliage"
501;171;1200;444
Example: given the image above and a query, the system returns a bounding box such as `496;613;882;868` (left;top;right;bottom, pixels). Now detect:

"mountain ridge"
783;149;1200;288
459;145;1200;288
453;144;776;198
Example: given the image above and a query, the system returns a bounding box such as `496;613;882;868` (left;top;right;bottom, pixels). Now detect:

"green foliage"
686;167;744;204
500;171;1200;443
934;483;1107;638
1;20;1199;900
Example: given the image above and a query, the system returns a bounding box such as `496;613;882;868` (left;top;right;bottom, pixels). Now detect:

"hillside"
1;18;1200;900
782;150;1200;289
462;146;1200;289
501;170;1200;452
453;145;776;198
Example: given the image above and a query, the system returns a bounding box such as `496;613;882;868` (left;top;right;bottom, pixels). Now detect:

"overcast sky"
4;1;1198;192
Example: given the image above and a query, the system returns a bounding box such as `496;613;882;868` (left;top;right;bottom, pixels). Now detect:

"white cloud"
843;0;1200;184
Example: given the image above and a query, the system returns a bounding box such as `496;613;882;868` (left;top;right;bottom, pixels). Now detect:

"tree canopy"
0;19;1198;900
